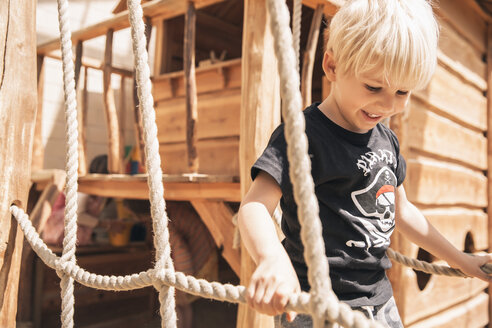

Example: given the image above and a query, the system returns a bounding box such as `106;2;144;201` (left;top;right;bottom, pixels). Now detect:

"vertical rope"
292;0;302;73
266;0;334;327
126;0;177;326
56;0;80;326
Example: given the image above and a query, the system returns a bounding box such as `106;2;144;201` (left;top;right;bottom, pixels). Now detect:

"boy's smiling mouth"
362;110;381;120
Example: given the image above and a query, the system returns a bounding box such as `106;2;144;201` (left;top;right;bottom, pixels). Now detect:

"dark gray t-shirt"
251;103;406;307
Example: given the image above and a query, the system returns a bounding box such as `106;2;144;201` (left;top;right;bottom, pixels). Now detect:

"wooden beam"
301;4;324;108
17;173;66;323
238;0;281;326
78;67;88;176
191;200;241;276
103;29;123;173
486;21;492;326
77;174;241;201
37;0;227;56
0;0;37;325
132;17;152;172
184;1;199;173
31;55;45;172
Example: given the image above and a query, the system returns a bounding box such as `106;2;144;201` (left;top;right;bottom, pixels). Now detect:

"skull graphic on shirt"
348;166;397;250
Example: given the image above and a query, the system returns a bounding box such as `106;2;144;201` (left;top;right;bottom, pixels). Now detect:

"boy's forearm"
238;201;286;264
396;200;466;268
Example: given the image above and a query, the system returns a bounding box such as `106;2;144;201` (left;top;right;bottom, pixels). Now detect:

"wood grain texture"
408;98;487;170
184;1;198;172
407;292;488;328
413;65;487;131
237;0;280;326
103;29;123;173
406;158;487;207
301;4;324;108
191;200;240;276
486;22;492;326
37;0;227;55
156;88;240;143
0;0;37;325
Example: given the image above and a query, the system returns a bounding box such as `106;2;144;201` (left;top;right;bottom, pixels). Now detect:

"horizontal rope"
12;204;386;327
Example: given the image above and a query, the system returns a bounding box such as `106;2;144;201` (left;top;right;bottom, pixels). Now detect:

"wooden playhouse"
3;0;492;327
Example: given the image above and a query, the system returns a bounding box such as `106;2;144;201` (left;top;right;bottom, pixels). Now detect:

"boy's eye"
365;84;381;92
396;90;409;96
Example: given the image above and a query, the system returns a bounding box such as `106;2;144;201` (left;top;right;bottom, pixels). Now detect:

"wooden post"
301;4;324;108
184;1;199;173
75;41;88;176
237;0;280;326
132;17;152;171
486;22;492;323
32;55;46;172
103;28;123;173
0;0;37;326
78;67;88;176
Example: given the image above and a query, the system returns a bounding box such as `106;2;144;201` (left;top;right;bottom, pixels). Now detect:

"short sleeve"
251;124;290;190
388;129;406;186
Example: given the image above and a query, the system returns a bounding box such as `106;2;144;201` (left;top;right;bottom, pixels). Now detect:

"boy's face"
322;52;411;133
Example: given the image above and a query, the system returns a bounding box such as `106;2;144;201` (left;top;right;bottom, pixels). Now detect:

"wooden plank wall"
153;59;242;175
389;1;489;327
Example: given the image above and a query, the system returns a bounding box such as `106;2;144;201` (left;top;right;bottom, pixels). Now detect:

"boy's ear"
322;50;336;82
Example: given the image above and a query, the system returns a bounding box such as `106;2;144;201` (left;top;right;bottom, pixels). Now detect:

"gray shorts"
274;296;403;328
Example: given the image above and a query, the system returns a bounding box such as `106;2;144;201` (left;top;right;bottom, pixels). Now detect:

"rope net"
11;0;490;327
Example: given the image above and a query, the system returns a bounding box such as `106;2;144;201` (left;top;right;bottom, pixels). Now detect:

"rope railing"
12;0;491;327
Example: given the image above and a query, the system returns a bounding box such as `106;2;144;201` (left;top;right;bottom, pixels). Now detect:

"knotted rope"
10;0;491;327
56;0;79;326
127;0;177;326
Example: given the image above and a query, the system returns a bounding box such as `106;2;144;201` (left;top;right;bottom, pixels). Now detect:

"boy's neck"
317;95;371;134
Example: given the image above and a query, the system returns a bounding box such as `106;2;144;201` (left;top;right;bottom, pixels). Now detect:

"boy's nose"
378;95;395;113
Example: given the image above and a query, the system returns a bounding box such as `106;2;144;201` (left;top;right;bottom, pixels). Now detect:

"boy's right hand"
246;252;300;321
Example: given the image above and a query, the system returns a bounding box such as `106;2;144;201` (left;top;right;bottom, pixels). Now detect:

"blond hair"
325;0;439;90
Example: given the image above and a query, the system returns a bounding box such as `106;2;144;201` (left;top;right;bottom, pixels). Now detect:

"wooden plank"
408;98;487;170
153;58;241;101
438;18;487;80
420;207;488;251
184;1;199;172
413;64;487;131
36;0;227;56
191;200;241;276
156;88;241;143
103;29;123;173
486;22;492;327
437;49;487;93
238;0;281;326
302;0;340;17
78;66;88;176
32;55;45;172
406;158;487;207
301;4;324;108
0;0;37;325
436;0;486;53
159;137;239;175
398;261;487;325
17;178;66;323
77;175;240;201
407;292;488;328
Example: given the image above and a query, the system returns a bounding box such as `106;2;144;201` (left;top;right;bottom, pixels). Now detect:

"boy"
237;0;492;327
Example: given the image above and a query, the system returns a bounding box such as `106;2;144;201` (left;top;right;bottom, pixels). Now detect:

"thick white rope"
292;0;302;73
266;1;339;327
56;0;79;326
126;0;177;326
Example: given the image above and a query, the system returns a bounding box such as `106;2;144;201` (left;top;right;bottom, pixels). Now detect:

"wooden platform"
78;173;241;202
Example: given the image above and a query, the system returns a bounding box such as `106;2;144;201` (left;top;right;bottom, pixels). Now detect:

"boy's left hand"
454;252;492;282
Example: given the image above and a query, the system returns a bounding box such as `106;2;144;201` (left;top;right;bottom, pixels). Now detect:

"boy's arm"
238;171;300;319
395;185;492;282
